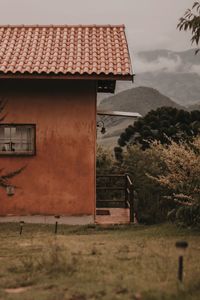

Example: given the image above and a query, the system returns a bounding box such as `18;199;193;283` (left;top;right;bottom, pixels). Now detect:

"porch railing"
96;174;134;223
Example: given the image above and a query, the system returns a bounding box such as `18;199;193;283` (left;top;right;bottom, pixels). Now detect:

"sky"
0;0;195;52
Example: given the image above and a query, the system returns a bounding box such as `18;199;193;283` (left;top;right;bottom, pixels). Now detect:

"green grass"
0;223;199;300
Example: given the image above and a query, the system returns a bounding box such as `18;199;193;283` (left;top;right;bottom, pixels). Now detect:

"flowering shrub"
148;137;200;227
148;137;200;202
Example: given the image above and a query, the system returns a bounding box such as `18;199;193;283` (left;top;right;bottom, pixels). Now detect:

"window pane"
0;125;35;155
0;127;10;151
10;127;16;137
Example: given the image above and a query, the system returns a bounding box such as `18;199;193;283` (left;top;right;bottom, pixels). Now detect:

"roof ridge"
0;24;125;28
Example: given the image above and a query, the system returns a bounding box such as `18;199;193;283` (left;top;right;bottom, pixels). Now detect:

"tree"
177;1;200;53
97;144;167;224
116;107;200;157
121;144;167;224
96;145;114;174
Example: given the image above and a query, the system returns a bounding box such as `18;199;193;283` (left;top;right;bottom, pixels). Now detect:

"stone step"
95;208;130;225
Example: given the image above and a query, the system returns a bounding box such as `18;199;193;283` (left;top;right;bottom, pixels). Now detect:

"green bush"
121;145;169;224
97;145;169;224
175;205;200;228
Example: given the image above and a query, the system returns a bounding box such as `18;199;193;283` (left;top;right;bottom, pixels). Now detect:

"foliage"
96;146;124;201
96;145;115;174
97;136;200;227
177;1;200;53
121;145;168;224
116;107;200;155
148;137;200;201
114;146;123;162
0;167;26;188
97;144;167;224
147;137;200;227
0;98;25;189
175;204;200;228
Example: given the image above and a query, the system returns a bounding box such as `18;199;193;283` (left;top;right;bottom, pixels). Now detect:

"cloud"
134;53;200;75
190;65;200;75
134;54;182;73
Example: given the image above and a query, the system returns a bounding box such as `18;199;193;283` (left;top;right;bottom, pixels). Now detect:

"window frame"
0;123;36;157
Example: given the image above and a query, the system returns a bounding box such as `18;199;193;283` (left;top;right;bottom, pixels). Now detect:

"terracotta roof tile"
0;25;133;78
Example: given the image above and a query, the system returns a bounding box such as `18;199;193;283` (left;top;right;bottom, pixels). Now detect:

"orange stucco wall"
0;79;96;216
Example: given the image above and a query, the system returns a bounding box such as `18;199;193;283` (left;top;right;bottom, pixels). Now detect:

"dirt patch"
5;286;31;294
19;242;32;247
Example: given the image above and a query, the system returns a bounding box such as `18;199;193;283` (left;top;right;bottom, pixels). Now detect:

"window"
0;124;36;156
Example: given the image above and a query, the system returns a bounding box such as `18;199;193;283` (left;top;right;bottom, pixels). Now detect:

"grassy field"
0;223;199;300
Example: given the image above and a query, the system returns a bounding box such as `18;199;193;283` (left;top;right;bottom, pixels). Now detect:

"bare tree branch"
0;98;26;190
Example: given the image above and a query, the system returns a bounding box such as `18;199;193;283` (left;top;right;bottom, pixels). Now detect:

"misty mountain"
135;72;200;106
98;49;200;106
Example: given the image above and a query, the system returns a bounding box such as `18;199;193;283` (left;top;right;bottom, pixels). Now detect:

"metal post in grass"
19;221;25;235
175;241;188;282
54;215;60;234
125;173;128;208
130;186;134;223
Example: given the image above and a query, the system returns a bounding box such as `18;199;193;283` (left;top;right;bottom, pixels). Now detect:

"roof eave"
0;72;134;81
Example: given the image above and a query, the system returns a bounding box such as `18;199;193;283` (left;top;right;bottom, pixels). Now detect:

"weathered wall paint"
0;79;96;217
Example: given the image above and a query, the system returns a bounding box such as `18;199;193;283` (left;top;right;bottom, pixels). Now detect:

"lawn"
0;223;199;300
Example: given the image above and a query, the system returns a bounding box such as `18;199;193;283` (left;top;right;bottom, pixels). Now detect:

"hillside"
187;101;200;111
98;86;183;148
99;86;182;116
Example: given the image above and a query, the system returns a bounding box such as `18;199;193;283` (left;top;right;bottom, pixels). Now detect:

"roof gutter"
0;73;134;81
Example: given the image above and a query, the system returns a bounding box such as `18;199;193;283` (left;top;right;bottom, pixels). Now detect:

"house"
0;25;133;224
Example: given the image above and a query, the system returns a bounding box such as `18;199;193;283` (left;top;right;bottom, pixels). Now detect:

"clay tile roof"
0;25;133;80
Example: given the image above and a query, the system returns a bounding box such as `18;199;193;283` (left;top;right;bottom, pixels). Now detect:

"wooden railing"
124;173;134;223
96;174;134;223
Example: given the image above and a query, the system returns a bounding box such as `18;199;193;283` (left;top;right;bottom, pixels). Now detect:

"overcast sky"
0;0;195;52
